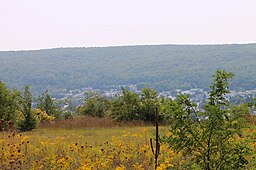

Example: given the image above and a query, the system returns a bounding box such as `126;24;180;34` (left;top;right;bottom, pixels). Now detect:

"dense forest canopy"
0;44;256;95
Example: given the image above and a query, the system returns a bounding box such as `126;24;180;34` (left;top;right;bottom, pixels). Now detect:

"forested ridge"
0;44;256;94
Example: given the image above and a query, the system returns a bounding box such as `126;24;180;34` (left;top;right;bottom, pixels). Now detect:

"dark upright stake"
150;107;160;169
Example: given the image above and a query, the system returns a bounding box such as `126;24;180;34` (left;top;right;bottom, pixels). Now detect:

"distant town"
55;84;256;114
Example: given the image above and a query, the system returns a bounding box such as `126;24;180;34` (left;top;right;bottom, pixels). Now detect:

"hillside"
1;44;256;95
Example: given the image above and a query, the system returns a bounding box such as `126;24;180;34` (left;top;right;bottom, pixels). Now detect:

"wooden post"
150;107;160;170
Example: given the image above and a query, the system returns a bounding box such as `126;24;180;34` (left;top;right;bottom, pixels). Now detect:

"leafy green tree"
139;88;159;122
0;81;20;129
208;70;234;106
18;85;37;131
37;90;60;118
77;91;110;117
111;88;162;122
111;88;140;121
163;70;250;169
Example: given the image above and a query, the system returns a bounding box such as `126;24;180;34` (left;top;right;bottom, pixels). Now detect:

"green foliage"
77;91;110;117
162;70;250;169
139;88;159;122
110;87;161;122
36;91;61;119
0;81;20;129
208;70;234;106
1;44;256;95
76;87;163;122
18;85;37;131
247;98;256;108
111;88;140;121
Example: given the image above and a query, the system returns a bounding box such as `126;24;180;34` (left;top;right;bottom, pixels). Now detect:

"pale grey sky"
1;0;256;50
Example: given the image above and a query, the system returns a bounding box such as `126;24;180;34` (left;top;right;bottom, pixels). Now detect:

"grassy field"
1;126;178;170
1;124;256;170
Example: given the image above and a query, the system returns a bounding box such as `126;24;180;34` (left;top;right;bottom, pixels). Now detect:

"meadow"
0;125;178;170
1;117;256;170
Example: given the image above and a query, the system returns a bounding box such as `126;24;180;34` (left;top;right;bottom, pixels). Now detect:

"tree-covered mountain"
0;44;256;95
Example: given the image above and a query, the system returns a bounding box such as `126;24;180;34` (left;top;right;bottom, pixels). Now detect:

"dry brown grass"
39;114;256;130
245;114;256;125
38;116;149;129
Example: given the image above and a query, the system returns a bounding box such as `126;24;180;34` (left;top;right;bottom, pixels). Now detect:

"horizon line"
1;42;256;52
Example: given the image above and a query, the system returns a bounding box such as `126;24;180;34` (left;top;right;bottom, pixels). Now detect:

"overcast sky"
1;0;256;51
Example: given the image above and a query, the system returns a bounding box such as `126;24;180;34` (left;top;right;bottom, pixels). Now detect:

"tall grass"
38;116;149;129
245;114;256;125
